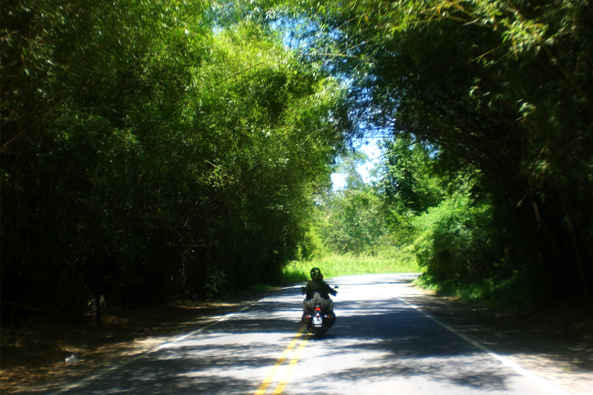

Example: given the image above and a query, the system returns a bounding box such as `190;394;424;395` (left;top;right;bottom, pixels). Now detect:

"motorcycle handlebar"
300;285;339;295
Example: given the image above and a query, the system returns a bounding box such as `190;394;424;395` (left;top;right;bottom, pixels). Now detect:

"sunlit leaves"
1;0;350;320
317;187;389;256
281;0;593;297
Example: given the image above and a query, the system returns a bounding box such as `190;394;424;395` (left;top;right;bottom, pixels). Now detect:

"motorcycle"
300;286;338;337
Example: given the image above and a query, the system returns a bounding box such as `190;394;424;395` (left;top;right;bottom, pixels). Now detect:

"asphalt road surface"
53;274;568;395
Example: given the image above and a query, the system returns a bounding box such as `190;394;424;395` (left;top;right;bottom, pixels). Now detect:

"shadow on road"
307;297;515;393
21;277;591;395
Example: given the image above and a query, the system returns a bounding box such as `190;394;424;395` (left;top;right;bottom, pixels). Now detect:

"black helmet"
310;267;323;280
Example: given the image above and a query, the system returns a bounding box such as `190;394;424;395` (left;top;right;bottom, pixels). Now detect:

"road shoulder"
400;283;593;395
0;290;280;394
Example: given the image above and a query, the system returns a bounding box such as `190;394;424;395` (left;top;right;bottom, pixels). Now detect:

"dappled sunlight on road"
22;273;578;395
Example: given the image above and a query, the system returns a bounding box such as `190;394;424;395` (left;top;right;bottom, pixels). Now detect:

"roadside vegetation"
277;0;592;308
3;0;592;327
2;0;352;324
282;143;531;308
283;253;420;283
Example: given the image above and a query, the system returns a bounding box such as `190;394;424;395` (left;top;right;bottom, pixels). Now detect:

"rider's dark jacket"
303;279;337;299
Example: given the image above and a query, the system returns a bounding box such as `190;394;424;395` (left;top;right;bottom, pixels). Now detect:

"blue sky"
331;140;382;190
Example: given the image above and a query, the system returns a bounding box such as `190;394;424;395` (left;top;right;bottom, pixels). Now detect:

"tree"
376;135;444;215
282;0;593;299
316;157;388;256
1;1;352;323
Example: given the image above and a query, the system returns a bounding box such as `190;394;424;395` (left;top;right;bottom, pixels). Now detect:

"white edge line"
400;298;571;395
52;288;291;394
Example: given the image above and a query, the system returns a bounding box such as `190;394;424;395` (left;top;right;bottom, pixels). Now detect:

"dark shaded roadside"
0;288;282;394
404;285;593;395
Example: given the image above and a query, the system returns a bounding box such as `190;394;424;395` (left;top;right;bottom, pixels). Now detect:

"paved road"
53;274;567;395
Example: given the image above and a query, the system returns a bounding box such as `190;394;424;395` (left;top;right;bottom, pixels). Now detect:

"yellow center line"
254;326;307;395
271;333;310;394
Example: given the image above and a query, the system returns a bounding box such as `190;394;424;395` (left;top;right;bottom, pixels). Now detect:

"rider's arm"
324;281;337;296
303;282;312;298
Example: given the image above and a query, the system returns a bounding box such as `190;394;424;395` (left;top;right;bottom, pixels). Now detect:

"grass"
281;253;420;284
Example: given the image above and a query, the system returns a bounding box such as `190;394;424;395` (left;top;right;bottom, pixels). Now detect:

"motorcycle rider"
302;267;337;323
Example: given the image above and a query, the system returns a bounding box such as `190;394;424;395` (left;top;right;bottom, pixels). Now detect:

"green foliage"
283;0;593;300
411;187;498;280
5;0;592;325
373;134;529;303
1;1;352;322
376;136;444;215
317;188;389;256
296;227;327;261
204;266;227;299
300;150;394;257
283;253;420;283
